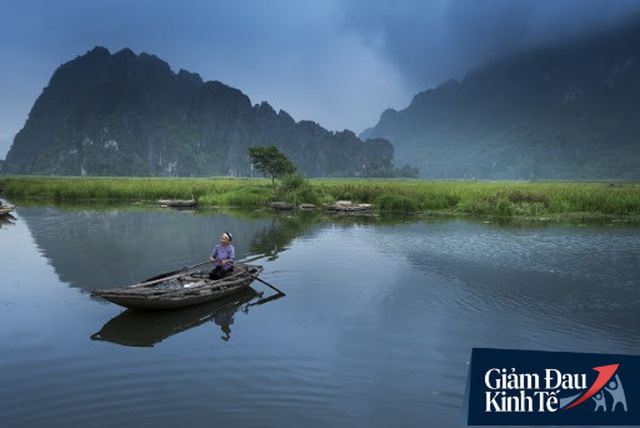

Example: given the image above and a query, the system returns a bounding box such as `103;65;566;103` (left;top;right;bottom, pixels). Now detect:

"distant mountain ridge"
362;20;640;180
3;46;394;177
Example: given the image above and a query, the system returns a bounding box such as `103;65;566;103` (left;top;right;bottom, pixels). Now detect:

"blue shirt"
211;243;235;271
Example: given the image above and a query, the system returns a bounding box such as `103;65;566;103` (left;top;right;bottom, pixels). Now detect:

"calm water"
1;205;639;427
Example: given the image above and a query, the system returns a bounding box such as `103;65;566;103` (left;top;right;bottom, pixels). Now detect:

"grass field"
1;176;639;220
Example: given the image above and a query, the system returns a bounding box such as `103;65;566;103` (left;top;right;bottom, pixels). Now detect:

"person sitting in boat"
209;231;235;280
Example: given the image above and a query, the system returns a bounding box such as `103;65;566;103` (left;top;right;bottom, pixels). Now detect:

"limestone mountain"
3;46;394;177
362;20;640;180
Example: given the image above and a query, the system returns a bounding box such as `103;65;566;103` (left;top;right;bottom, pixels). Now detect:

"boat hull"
92;264;263;310
158;199;196;208
0;207;16;216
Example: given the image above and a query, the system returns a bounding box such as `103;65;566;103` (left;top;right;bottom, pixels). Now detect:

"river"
1;205;639;427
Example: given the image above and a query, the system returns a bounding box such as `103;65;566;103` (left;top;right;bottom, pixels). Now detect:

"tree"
248;145;297;185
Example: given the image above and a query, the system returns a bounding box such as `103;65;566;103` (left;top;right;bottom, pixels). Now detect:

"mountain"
361;20;640;180
3;47;394;177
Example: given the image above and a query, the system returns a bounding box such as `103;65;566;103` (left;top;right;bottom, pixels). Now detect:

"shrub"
280;172;308;192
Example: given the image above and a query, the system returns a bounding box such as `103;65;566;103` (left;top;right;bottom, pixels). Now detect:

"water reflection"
247;210;417;260
248;212;322;260
15;205;322;291
91;287;285;347
358;219;640;350
0;213;16;228
2;202;640;427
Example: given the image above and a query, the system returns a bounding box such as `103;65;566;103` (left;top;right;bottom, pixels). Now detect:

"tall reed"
2;176;639;219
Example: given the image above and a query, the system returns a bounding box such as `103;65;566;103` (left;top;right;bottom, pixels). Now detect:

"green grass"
0;176;269;202
316;180;640;218
2;176;640;220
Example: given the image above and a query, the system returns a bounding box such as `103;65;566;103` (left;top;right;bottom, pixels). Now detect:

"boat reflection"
91;287;285;347
0;213;16;228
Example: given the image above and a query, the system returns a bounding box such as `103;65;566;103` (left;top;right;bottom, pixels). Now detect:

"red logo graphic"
562;364;627;412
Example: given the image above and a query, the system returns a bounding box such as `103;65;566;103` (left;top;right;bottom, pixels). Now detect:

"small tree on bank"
248;145;297;185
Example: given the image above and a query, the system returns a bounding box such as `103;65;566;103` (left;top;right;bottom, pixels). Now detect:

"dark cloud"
339;0;640;88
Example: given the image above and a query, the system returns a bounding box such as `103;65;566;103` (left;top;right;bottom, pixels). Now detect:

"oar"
233;263;286;295
250;274;286;295
138;260;211;285
237;254;268;264
249;291;286;306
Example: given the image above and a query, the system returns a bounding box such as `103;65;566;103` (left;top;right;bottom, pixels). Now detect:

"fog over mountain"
362;20;640;180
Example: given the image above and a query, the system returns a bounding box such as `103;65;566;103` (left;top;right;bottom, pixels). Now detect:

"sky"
1;0;639;159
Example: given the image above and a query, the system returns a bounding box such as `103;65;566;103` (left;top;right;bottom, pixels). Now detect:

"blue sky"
0;0;638;159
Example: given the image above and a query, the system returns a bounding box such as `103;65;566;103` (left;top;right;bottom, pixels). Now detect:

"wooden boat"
268;201;294;211
158;199;196;208
91;287;262;346
91;287;285;346
0;206;16;216
323;200;372;213
91;263;263;310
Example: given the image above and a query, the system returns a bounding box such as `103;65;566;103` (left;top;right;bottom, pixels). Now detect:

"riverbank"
1;176;639;220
